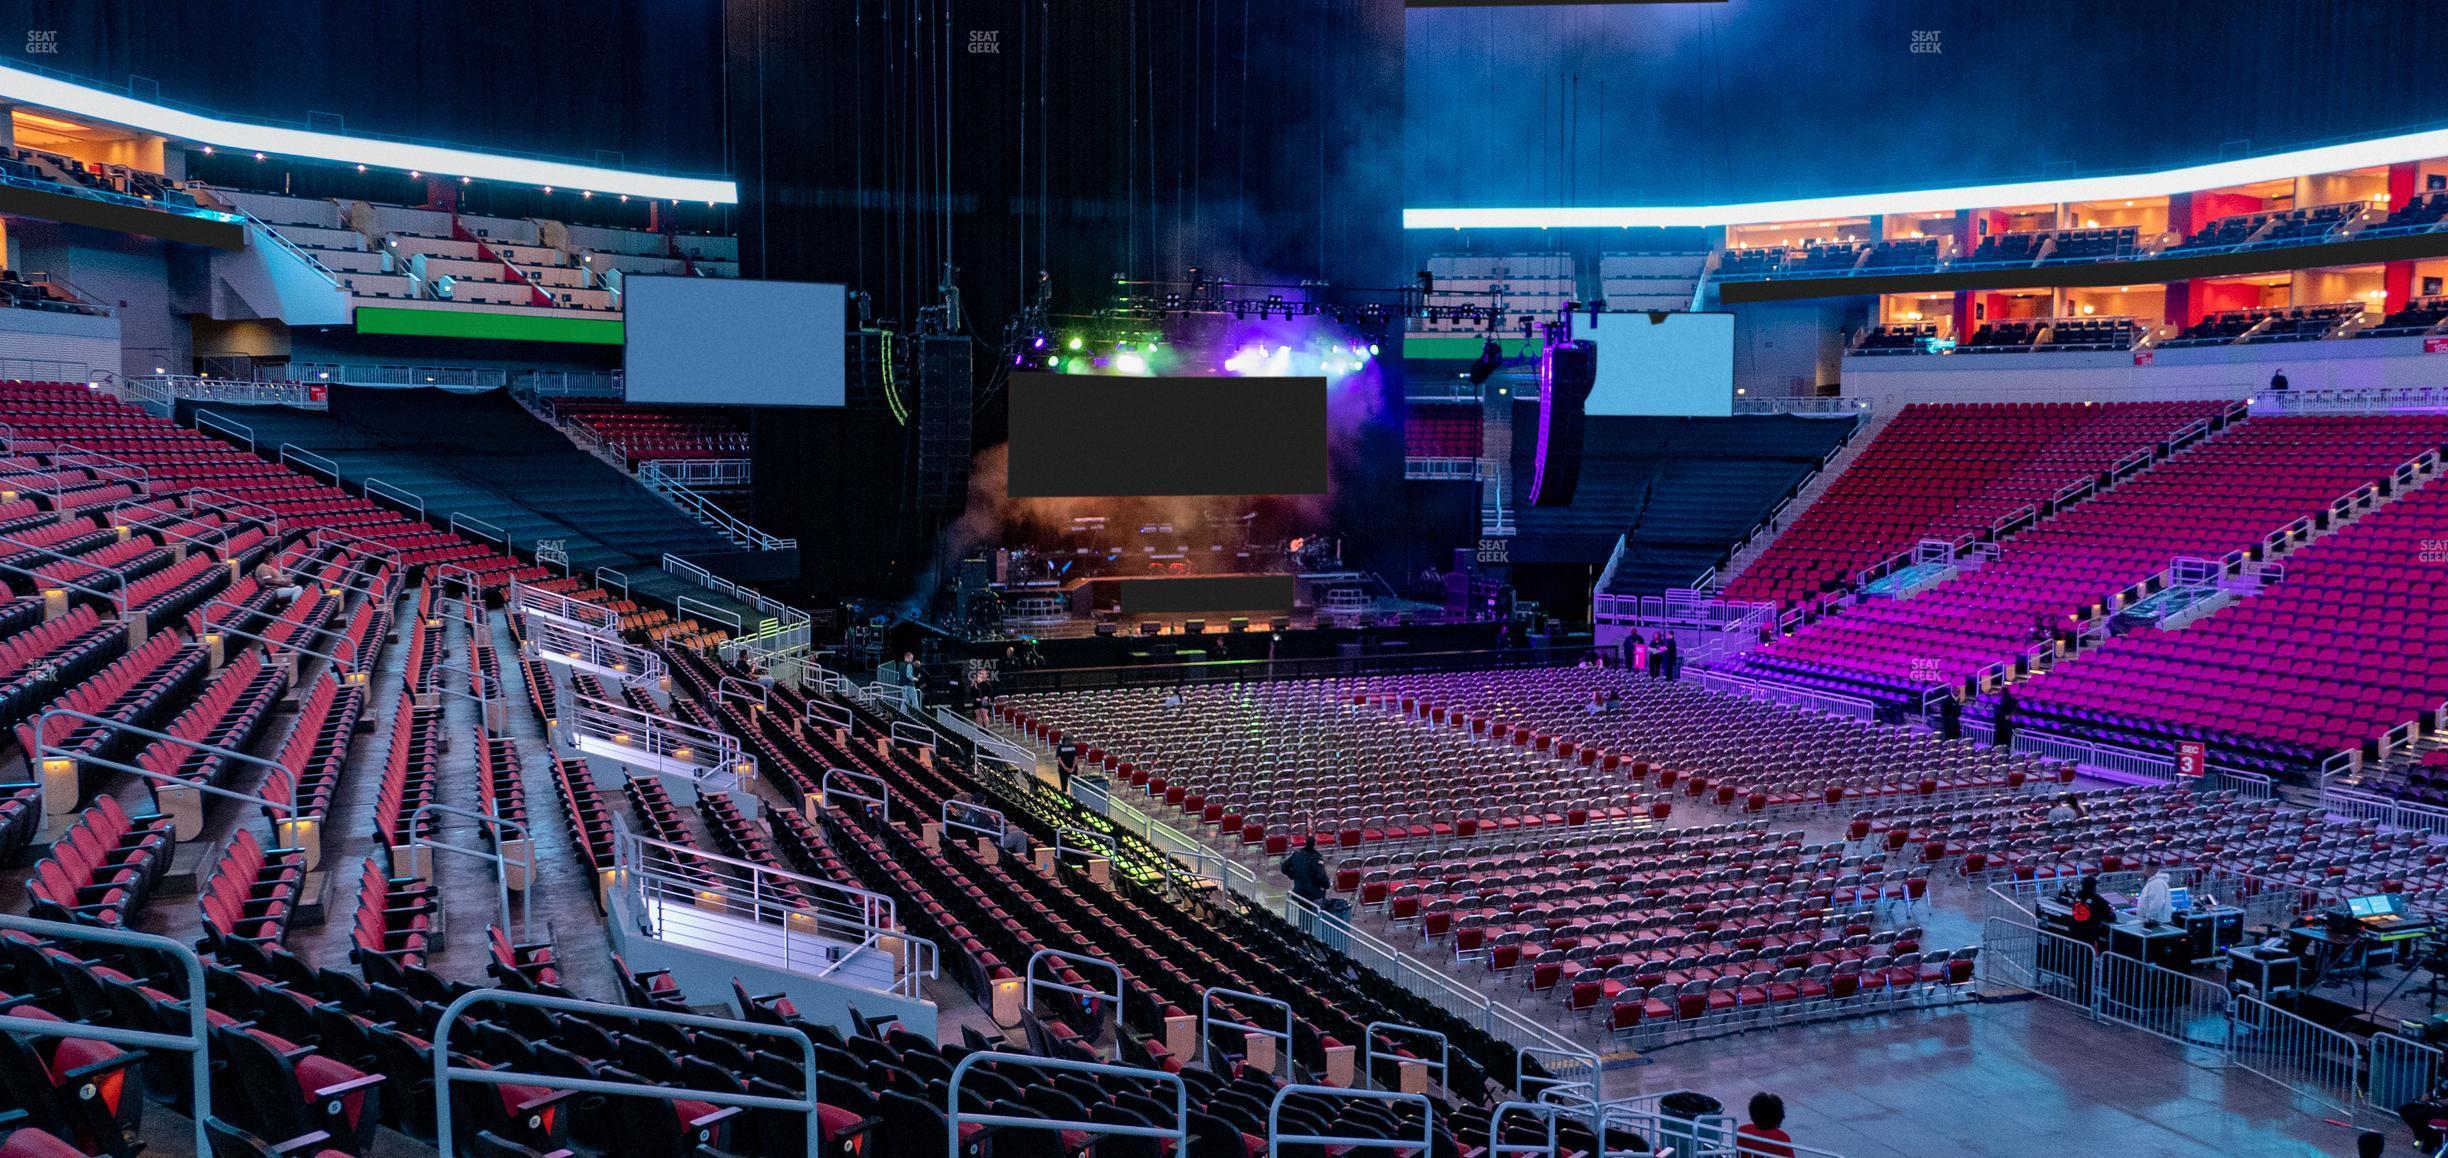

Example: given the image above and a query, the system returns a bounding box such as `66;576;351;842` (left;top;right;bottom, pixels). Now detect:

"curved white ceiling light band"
0;64;737;204
1404;127;2448;230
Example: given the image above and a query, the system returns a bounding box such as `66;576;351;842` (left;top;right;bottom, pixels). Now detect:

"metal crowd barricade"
1978;916;2095;1010
435;989;819;1157
1201;986;1297;1076
2230;993;2368;1114
1266;1086;1434;1158
405;800;536;936
1515;1045;1602;1106
948;1052;1189;1158
0;915;212;1156
2371;1031;2444;1114
2092;949;2235;1053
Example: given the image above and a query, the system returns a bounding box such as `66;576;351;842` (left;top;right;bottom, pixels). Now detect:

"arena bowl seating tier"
1713;401;2448;782
0;375;1648;1157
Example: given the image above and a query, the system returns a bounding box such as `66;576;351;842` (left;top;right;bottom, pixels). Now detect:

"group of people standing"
1623;630;1683;681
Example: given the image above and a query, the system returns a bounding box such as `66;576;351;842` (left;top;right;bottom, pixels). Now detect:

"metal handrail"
1266;1085;1434;1158
434;989;820;1158
405;800;534;936
617;822;934;996
947;1052;1189;1158
362;476;425;520
1363;1022;1450;1091
636;460;797;551
526;614;664;685
277;443;341;482
564;688;749;789
1025;948;1125;1028
509;578;624;633
0;915;212;1156
942;798;1009;843
820;766;892;822
1200;986;1296;1073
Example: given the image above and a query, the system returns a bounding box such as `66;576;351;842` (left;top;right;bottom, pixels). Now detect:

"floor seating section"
1505;414;1858;593
1989;472;2448;775
1721;401;2231;609
1722;415;2448;709
995;675;1678;852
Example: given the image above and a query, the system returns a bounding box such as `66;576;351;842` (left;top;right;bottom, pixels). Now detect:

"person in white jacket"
2136;870;2176;926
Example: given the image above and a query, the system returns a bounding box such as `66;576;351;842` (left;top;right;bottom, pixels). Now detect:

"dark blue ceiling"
0;0;723;175
1407;0;2448;209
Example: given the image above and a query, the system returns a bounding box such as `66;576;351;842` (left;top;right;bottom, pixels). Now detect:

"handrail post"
0;914;212;1157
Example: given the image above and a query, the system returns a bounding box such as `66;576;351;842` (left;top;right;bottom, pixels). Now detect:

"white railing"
1692;666;1879;720
564;689;751;791
663;553;812;673
1403;456;1488;481
2252;384;2448;415
236;211;343;290
617;821;935;998
1068;774;1256;895
285;361;510;390
637;460;796;551
133;373;328;409
2320;783;2448;839
516;368;625;397
642;457;752;487
1731;395;1875;417
508;577;625;634
527;612;666;685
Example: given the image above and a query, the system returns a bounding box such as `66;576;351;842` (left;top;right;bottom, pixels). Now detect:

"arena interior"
5;3;2448;1156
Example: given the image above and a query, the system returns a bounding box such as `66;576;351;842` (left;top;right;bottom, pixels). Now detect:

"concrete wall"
1839;333;2448;411
1730;297;1864;398
9;222;188;376
0;302;119;380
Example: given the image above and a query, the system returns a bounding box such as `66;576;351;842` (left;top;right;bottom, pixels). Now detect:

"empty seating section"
997;677;1675;850
2041;227;2138;262
1961;320;2042;351
1595;251;1706;310
1361;667;2066;810
1853;322;1936;353
2361;295;2448;336
1962;230;2046;265
1418;252;1572;332
1722;402;2227;609
1999;474;2448;775
1340;818;1971;1041
1714;243;1864;280
1405;408;1482;459
1726;416;2448;707
2375;191;2448;234
204;188;740;312
1861;238;1939;270
0;380;542;589
545;399;748;463
1517;414;1855;594
2035;316;2139;350
2170;202;2361;253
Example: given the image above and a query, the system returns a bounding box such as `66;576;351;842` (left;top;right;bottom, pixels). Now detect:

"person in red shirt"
1736;1092;1797;1158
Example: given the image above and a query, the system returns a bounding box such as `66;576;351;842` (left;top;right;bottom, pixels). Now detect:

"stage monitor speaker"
1529;340;1597;507
1140;621;1163;636
1094;622;1118;637
1185;619;1206;634
1229;617;1249;633
1270;617;1292;632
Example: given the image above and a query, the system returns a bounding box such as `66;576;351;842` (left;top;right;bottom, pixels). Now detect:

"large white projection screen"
1579;311;1735;417
622;276;847;407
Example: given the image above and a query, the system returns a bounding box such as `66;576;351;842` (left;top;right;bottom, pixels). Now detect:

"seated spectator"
1738;1092;1796;1158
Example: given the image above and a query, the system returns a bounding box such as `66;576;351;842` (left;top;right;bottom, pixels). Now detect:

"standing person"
1661;634;1681;682
1631;635;1650;678
1937;693;1962;740
2136;867;2176;926
2269;367;2289;394
1282;836;1330;911
1993;686;2019;749
2068;876;2112;947
1735;1093;1797;1158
